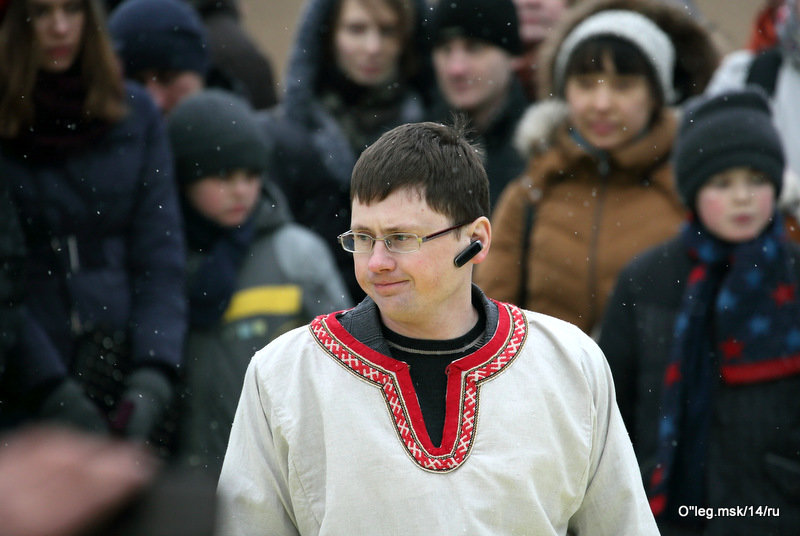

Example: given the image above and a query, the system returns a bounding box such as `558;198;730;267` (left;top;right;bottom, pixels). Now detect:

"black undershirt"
381;306;486;447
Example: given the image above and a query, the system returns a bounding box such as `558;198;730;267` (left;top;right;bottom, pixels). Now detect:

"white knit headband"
554;10;677;103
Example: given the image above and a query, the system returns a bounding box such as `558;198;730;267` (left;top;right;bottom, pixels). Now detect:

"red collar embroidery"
310;301;527;472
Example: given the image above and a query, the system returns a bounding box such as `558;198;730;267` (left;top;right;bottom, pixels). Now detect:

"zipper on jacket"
66;235;80;272
52;235;84;334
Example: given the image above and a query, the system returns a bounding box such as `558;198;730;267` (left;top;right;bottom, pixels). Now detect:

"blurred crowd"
1;0;799;534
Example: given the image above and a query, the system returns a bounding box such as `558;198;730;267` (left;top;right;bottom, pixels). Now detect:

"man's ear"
469;216;491;265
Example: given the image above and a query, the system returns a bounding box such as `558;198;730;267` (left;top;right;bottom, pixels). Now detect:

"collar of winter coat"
534;0;720;104
251;180;293;236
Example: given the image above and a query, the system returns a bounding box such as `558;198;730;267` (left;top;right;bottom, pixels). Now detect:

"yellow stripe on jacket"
223;285;302;322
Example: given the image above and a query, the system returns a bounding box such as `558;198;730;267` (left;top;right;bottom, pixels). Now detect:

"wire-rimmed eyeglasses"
338;222;470;254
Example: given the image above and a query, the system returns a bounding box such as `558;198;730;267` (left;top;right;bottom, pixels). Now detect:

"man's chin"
443;92;479;113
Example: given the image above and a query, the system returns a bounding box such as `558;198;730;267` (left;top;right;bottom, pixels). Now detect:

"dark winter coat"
599;236;800;535
1;82;186;393
257;0;429;301
177;182;352;476
0;182;26;378
189;0;278;110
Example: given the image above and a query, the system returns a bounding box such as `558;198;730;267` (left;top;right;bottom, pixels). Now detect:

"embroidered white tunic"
217;301;658;535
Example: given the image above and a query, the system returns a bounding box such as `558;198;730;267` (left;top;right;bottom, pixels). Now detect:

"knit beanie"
673;87;784;210
429;0;522;56
554;10;676;103
167;89;270;185
108;0;209;77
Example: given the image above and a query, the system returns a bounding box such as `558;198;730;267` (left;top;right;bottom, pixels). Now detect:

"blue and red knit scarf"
648;214;800;518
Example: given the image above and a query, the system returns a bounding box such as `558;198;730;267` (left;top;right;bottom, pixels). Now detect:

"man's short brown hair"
350;118;490;225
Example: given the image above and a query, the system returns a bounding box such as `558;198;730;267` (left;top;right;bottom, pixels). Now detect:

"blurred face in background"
30;0;85;72
433;37;513;128
513;0;568;47
333;0;402;87
696;167;776;243
186;170;262;228
136;70;205;115
565;54;654;151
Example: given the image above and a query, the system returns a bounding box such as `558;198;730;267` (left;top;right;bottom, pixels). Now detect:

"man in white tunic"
217;120;658;535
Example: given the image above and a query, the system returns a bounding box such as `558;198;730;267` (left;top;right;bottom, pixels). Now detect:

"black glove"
38;377;109;434
112;367;173;442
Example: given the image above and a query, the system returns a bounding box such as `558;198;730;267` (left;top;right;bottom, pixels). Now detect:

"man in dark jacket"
428;0;528;212
108;0;257;114
108;0;209;114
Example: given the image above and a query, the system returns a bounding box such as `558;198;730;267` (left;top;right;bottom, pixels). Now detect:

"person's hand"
0;426;158;536
111;367;173;442
38;378;109;434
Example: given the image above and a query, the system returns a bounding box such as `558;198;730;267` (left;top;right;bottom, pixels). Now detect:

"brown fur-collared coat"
475;0;720;336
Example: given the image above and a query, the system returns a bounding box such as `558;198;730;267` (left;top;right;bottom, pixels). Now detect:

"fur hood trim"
513;99;570;158
513;99;682;159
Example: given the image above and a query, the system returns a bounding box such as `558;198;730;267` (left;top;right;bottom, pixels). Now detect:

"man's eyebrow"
349;224;414;234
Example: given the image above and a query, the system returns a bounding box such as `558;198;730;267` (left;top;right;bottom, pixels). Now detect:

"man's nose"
367;239;395;271
444;51;470;76
144;80;168;113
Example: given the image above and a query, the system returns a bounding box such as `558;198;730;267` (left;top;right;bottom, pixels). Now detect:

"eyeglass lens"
343;233;420;253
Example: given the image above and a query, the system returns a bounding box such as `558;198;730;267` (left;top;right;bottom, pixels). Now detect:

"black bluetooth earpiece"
453;240;483;268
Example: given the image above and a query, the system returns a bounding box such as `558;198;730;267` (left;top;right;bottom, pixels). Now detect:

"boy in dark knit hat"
429;0;528;212
167;89;352;477
600;86;800;534
673;87;784;214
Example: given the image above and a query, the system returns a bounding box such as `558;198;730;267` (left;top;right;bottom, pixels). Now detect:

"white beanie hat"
554;10;676;103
